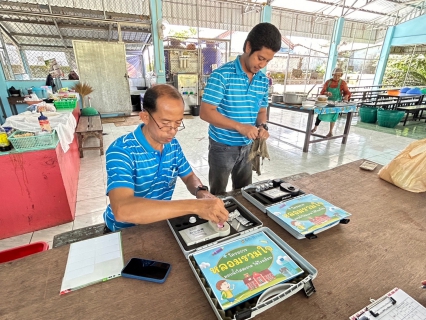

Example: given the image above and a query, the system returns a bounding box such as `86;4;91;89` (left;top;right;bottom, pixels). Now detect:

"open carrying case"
241;179;350;240
167;196;317;320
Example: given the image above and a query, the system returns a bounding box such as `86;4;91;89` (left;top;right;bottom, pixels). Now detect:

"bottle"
0;127;12;152
38;112;52;133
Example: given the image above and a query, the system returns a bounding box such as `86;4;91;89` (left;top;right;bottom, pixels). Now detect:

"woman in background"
311;67;351;137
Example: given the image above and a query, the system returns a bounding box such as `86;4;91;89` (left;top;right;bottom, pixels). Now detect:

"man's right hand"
196;198;229;224
236;123;259;140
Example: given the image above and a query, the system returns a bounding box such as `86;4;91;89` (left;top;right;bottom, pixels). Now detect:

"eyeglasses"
146;110;185;132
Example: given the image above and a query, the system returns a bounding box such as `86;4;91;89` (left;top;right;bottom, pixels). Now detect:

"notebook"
60;232;124;294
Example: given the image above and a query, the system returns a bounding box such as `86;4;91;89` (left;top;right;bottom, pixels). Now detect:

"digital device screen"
122;258;171;280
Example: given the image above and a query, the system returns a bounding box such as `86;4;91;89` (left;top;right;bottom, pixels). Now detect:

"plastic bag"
378;138;426;193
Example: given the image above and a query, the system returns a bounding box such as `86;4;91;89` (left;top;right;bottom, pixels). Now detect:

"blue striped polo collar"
234;55;266;80
133;123;171;153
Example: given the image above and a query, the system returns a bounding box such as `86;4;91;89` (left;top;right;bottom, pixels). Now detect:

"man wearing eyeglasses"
103;84;228;232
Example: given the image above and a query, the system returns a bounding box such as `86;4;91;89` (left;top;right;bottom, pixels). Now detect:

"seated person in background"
311;67;351;137
103;84;228;232
68;70;79;80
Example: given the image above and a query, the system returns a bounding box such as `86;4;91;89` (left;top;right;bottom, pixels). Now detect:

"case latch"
235;309;252;320
340;218;350;224
305;233;318;240
303;279;316;297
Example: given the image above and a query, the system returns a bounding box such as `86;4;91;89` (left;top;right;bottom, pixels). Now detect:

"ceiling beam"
0;23;20;47
0;8;151;28
0;1;150;22
11;33;147;43
306;0;397;16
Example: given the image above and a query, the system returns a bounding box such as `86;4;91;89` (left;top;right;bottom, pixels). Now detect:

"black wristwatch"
195;185;209;196
257;123;268;131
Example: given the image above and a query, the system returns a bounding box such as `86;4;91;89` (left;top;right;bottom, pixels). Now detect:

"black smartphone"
121;258;171;283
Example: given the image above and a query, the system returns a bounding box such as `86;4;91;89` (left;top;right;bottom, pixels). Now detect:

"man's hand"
196;190;216;199
236;123;259;140
257;127;269;140
196;198;229;224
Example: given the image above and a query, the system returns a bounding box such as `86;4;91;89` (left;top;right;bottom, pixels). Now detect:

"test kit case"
167;196;317;320
241;179;350;240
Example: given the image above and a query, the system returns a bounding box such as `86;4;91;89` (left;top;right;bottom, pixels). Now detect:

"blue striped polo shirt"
202;56;269;146
103;123;192;231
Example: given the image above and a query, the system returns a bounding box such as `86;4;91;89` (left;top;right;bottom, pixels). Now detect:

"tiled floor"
1;108;423;251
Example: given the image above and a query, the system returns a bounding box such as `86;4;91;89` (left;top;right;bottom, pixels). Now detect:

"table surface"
1;160;425;320
271;102;357;114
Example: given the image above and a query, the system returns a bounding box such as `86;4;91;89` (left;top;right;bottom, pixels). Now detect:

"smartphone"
121;258;171;283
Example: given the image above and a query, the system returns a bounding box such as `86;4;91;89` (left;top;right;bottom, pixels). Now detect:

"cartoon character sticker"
216;280;235;303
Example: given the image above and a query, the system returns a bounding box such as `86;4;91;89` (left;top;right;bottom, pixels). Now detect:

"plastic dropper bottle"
38;112;52;133
0;127;12;152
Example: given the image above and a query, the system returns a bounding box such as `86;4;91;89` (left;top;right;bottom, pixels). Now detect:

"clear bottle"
38;112;52;133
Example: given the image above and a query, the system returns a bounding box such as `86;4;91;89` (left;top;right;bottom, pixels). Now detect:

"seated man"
103;84;228;232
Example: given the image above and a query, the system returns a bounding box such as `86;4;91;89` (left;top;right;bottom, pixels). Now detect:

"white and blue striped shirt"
103;124;192;231
202;56;269;146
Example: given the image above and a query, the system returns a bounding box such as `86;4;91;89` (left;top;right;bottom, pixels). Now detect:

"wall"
391;14;426;46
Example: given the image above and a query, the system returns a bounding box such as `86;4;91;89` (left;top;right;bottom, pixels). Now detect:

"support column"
374;26;395;85
19;49;32;78
149;0;166;84
261;4;272;74
261;4;272;23
325;17;344;80
0;34;11;123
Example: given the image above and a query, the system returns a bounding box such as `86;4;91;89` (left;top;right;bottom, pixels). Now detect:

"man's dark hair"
243;23;281;55
142;84;183;113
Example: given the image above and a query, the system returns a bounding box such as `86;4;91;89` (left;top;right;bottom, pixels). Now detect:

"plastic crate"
0;242;49;263
8;130;56;152
359;106;377;123
54;98;77;110
377;109;405;128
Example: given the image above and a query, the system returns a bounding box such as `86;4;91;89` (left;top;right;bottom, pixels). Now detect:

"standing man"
200;23;281;195
103;84;228;232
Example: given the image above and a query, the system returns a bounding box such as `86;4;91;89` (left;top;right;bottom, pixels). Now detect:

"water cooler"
173;73;199;115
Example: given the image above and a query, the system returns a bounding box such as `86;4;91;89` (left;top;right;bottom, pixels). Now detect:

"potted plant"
72;82;98;116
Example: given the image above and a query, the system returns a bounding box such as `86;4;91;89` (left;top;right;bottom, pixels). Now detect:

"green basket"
8;130;56;152
377;109;405;128
359;106;377;123
54;99;77;111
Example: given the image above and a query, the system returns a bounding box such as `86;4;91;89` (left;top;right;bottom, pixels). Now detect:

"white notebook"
60;232;124;294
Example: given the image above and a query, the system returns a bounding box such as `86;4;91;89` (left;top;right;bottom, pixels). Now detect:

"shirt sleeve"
340;80;351;99
320;80;329;95
105;144;135;194
202;71;226;106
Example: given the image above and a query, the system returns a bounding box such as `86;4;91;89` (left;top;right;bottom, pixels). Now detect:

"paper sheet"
60;232;123;294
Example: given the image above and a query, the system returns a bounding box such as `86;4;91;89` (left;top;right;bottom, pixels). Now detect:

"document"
349;287;426;320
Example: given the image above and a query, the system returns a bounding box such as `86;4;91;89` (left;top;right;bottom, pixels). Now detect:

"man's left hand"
258;127;269;140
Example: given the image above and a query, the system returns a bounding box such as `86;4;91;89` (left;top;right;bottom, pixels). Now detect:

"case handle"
256;283;295;304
